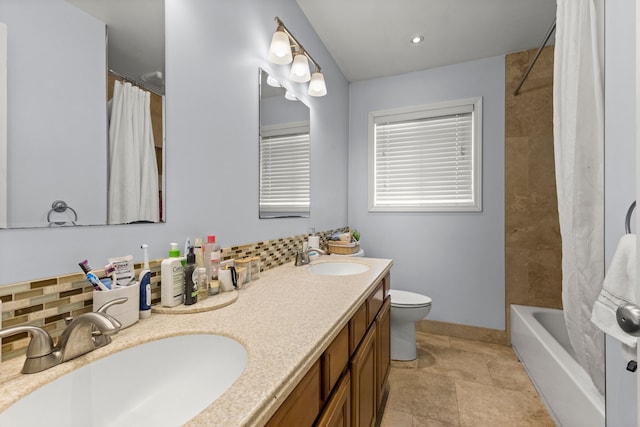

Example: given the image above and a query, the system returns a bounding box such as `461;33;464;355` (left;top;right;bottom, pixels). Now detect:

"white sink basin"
307;261;370;276
0;334;247;427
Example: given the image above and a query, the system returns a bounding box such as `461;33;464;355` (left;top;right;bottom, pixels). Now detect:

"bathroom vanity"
0;256;392;427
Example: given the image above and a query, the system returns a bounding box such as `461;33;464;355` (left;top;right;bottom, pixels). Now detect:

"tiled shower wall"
505;46;562;337
0;228;348;361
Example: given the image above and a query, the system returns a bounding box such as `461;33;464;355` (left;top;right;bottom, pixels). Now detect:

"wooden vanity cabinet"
265;272;391;427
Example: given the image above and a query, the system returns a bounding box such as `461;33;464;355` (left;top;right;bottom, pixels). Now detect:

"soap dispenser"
161;243;184;307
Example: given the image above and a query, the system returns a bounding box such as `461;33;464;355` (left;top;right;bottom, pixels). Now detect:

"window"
259;122;310;218
368;98;482;212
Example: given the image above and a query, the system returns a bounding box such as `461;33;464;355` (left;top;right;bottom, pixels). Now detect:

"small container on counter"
250;256;261;280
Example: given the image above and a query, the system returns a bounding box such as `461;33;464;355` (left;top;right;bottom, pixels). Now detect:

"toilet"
389;289;432;361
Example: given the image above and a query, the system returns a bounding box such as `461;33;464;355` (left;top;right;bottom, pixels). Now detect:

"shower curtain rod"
108;68;163;97
513;18;556;96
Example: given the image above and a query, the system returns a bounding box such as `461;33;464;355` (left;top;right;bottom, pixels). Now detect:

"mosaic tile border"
0;227;348;362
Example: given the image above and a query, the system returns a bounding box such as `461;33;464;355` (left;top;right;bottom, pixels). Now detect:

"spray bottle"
139;244;152;318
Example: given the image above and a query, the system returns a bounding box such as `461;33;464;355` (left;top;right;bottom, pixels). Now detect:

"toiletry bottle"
160;243;184;307
184;246;198;305
194;237;204;269
206;235;221;296
139;244;152;319
195;267;208;301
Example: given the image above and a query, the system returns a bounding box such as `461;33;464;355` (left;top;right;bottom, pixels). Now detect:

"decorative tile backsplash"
0;228;348;362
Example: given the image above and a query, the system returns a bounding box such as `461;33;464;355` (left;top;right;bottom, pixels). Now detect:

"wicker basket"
327;241;360;255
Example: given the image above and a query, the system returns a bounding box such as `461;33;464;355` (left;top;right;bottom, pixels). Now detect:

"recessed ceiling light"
411;35;424;44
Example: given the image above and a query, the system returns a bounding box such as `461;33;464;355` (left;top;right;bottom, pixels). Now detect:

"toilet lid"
389;289;432;308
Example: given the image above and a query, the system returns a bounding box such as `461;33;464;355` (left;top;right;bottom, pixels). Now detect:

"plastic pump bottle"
161;243;184;307
184;246;198;306
139;244;152;318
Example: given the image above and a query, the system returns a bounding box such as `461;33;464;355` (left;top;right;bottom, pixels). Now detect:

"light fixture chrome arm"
274;17;321;73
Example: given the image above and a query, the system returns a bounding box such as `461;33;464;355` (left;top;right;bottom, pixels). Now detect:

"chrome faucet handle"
96;297;128;314
0;325;54;358
0;325;61;373
95;297;127;329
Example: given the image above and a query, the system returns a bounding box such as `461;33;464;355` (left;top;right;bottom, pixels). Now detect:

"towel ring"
47;200;78;226
625;201;636;234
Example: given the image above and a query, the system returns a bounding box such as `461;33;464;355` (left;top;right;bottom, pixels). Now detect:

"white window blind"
259;127;310;217
369;98;482;212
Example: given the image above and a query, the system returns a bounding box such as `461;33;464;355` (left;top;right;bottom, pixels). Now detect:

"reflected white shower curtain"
108;81;159;224
553;0;605;394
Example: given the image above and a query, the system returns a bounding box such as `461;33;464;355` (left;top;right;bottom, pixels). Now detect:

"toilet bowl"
389;289;432;361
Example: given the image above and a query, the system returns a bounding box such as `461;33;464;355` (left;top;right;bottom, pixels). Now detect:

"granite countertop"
0;256;393;426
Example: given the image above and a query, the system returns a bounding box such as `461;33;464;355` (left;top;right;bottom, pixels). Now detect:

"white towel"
591;234;637;347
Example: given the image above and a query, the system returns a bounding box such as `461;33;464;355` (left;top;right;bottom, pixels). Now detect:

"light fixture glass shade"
284;90;297;101
268;30;293;64
289;53;311;82
308;71;327;97
266;75;281;87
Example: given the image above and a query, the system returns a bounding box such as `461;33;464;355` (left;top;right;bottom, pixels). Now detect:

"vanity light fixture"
267;17;327;97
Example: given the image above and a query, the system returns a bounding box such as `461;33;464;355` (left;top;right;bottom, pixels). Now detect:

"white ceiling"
296;0;557;82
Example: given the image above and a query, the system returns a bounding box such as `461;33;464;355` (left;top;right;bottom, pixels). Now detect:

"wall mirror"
0;0;165;228
259;68;311;218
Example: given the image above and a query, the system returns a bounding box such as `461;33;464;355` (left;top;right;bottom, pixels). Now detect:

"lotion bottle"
161;243;184;307
139;244;152;318
183;246;198;306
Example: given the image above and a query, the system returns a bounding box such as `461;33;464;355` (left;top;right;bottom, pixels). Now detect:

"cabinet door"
322;324;350;401
265;360;322;427
350;326;377;427
375;297;391;408
316;371;351;427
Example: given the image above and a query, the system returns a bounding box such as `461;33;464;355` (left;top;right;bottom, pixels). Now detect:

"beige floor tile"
487;357;539;393
386;368;460;425
448;337;517;360
416;335;494;386
380;408;414;427
412;415;460;427
455;378;555;427
391;358;419;369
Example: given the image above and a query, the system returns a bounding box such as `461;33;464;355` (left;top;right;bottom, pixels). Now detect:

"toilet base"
390;317;418;361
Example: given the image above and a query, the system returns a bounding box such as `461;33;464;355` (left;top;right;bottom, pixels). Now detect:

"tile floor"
380;331;555;427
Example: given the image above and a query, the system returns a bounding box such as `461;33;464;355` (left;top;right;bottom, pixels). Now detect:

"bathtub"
510;305;605;427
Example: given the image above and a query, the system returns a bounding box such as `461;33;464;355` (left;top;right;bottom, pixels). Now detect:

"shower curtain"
108;80;159;224
553;0;605;394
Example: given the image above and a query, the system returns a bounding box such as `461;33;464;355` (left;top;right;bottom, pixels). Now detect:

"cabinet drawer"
349;302;367;356
265;360;321;427
322;324;349;401
366;281;384;325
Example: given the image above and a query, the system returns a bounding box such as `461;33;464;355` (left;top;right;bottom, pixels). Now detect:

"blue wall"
348;56;506;330
0;0;350;285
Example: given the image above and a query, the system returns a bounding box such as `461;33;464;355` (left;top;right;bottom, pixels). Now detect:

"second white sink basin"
0;334;247;427
307;261;370;276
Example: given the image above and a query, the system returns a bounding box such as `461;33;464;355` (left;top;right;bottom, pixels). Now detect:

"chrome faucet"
0;297;126;374
295;246;326;266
